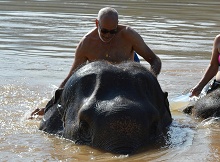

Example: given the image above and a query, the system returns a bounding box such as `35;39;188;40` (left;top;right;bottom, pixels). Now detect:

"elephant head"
39;61;172;154
183;88;220;119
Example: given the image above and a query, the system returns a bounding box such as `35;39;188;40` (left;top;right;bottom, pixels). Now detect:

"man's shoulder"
119;25;133;32
83;28;99;40
119;25;139;40
77;29;99;51
119;25;138;36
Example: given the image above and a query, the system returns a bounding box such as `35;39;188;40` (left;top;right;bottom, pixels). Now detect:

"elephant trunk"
90;105;160;154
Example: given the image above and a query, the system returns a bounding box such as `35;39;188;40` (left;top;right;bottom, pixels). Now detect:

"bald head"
97;7;118;21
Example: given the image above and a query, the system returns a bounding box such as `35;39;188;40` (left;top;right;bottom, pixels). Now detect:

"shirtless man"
30;7;161;117
60;7;161;88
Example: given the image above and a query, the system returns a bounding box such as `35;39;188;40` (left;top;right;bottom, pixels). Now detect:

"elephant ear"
164;92;171;118
164;92;169;108
183;104;194;115
183;100;197;115
160;92;172;127
44;88;64;113
39;88;64;134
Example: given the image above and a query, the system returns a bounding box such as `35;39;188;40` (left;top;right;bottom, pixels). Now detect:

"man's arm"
125;27;161;76
148;55;161;76
28;38;88;119
59;41;88;88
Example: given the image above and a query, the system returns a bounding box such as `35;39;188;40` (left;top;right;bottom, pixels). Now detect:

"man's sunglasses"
98;23;117;34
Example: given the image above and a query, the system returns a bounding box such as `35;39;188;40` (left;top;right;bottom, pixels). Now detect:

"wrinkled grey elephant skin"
183;89;220;119
39;61;172;155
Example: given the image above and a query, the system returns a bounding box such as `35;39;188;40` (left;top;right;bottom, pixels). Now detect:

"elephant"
39;61;172;155
183;88;220;119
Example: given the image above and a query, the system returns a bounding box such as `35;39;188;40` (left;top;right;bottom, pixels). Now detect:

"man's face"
97;17;118;43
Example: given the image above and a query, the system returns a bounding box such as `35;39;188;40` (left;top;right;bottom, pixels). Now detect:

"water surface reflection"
1;0;220;161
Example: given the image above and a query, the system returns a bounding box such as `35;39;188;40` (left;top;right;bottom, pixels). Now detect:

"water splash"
199;117;220;128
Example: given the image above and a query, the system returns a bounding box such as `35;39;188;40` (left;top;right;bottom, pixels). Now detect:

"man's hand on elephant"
28;108;45;119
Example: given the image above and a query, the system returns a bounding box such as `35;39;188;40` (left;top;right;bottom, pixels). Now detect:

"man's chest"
86;40;133;62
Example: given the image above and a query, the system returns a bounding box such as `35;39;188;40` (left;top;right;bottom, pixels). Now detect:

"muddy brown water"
1;1;220;161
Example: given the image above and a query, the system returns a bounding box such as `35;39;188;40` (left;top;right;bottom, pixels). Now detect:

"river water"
1;0;220;161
